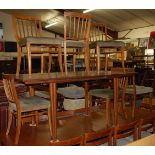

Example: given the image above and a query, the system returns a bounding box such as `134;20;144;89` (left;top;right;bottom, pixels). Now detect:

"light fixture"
83;9;96;14
45;21;58;28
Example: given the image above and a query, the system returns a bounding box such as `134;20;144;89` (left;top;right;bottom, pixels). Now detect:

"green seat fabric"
89;88;114;99
19;37;63;47
126;85;153;95
90;40;125;49
65;40;85;48
57;85;85;99
9;96;50;112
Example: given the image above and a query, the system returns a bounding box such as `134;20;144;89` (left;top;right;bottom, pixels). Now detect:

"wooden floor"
1;106;155;146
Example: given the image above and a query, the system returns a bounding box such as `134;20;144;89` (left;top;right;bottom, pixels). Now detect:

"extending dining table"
15;70;135;141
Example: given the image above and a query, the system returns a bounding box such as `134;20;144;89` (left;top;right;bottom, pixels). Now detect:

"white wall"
0;11;59;42
0;11;15;41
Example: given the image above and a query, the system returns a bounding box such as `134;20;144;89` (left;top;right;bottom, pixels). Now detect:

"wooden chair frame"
83;128;113;146
64;11;91;73
12;14;63;76
2;73;52;145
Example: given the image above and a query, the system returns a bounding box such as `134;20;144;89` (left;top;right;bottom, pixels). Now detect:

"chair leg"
149;93;152;112
122;94;127;119
16;44;22;76
105;98;110;128
89;95;93;113
48;53;52;73
15;116;22;145
6;110;13;135
48;107;52;137
131;95;136;118
35;111;39;126
58;45;63;73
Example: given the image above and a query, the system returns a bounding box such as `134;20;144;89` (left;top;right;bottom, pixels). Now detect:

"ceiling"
2;9;155;36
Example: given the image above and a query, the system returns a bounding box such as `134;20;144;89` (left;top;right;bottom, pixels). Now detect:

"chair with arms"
83;128;113;146
63;11;91;73
49;135;84;146
12;14;63;76
2;73;52;145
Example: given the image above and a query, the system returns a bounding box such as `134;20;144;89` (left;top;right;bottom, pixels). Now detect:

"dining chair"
83;128;113;146
113;120;139;146
89;68;128;127
2;73;52;145
138;116;155;139
89;22;125;72
49;135;84;146
116;67;153;118
12;14;63;76
63;11;91;73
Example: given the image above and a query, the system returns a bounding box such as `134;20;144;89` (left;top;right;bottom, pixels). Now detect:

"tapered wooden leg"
41;54;44;74
131;94;136;118
96;45;100;72
89;95;93;113
63;42;68;74
15;115;21;145
84;82;89;114
58;46;63;73
16;44;22;77
73;52;76;72
122;93;127;119
105;98;110;127
49;82;57;141
26;43;32;76
48;107;52;137
6;110;13;135
48;53;52;73
149;93;153;111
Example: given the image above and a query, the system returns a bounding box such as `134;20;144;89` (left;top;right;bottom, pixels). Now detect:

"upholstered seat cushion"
65;40;85;48
57;85;85;99
126;85;153;95
90;40;125;49
19;37;63;47
89;88;114;99
9;96;50;112
35;91;50;99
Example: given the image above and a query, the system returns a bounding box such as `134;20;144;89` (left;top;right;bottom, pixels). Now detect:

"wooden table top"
127;134;155;146
15;71;135;84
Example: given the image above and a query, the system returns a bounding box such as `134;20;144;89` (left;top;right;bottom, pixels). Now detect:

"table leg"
113;77;119;125
49;82;57;141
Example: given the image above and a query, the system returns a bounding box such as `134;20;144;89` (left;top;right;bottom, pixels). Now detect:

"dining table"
15;70;135;141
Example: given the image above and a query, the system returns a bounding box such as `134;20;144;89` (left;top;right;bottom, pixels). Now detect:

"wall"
0;11;15;41
0;11;59;42
118;26;155;39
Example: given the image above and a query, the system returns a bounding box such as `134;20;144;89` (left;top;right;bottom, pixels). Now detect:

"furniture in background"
12;14;63;76
89;22;125;72
2;74;52;145
83;128;113;146
63;11;91;73
89;68;128;127
138;116;155;139
113;120;139;146
15;70;135;141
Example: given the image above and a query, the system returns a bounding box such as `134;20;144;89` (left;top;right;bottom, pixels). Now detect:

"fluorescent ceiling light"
83;9;96;13
45;21;58;28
